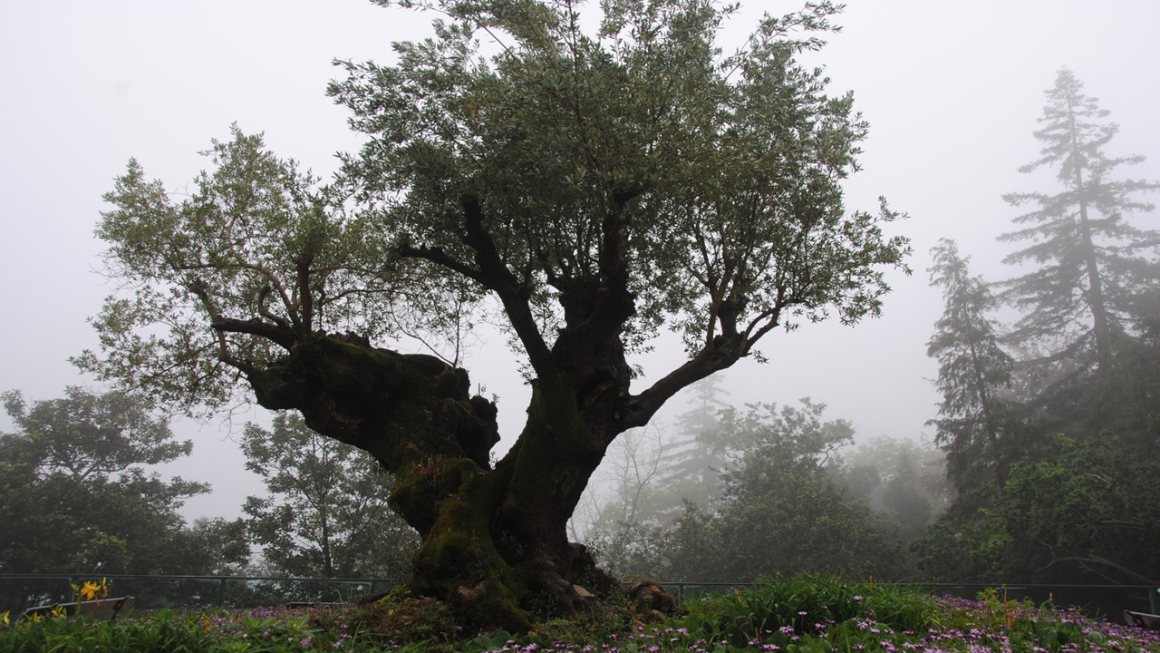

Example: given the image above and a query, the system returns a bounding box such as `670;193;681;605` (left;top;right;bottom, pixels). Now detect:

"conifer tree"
927;239;1019;491
1000;68;1160;375
657;376;732;511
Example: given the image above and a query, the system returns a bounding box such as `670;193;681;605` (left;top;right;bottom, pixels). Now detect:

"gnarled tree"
78;0;909;629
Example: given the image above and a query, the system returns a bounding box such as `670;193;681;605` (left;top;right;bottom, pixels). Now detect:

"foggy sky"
1;0;1157;521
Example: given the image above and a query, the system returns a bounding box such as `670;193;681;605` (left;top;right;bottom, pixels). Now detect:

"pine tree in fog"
1000;68;1160;376
927;239;1020;491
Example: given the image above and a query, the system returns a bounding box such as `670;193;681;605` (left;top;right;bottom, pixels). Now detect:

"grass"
2;577;1158;653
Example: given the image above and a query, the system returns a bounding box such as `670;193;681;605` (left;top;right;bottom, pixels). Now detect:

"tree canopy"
79;0;908;628
81;0;907;416
653;401;907;582
0;388;247;575
242;414;418;579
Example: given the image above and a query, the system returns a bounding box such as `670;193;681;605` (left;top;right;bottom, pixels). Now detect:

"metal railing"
2;575;1155;620
0;574;397;615
649;581;1159;618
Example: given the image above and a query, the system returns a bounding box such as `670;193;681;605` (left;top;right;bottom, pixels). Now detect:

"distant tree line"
0;388;248;576
0;380;949;583
573;380;950;582
0;387;417;579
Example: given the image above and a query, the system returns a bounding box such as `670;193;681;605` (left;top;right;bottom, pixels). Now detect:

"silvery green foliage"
333;0;908;358
79;129;468;413
82;0;908;415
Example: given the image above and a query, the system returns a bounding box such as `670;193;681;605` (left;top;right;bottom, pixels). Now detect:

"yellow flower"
0;610;9;626
31;612;43;623
78;578;109;602
79;580;100;601
50;606;67;619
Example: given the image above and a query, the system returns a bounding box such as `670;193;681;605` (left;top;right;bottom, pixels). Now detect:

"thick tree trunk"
245;333;619;631
491;373;620;609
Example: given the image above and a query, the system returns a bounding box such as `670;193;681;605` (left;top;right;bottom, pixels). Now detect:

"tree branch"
396;243;491;287
622;345;743;430
212;316;298;351
460;194;555;377
394;196;554;377
297;252;315;332
258;286;293;330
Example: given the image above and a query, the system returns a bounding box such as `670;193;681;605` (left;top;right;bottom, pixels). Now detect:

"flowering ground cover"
2;577;1158;653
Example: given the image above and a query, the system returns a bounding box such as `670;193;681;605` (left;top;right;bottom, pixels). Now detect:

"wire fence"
653;582;1160;619
0;574;397;616
2;575;1156;621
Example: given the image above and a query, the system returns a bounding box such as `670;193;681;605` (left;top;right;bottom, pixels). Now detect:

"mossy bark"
245;334;619;630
